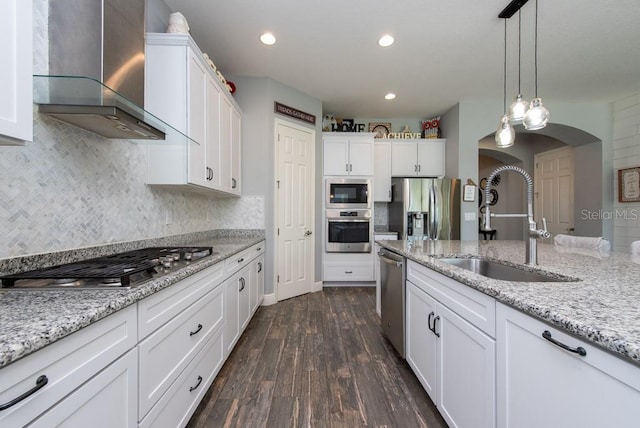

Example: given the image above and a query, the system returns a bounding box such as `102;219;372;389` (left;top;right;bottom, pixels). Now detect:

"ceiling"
165;0;640;120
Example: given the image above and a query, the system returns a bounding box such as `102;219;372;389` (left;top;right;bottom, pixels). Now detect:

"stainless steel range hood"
35;0;167;140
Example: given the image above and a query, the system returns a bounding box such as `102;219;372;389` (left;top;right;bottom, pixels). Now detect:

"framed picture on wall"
618;167;640;202
463;184;476;202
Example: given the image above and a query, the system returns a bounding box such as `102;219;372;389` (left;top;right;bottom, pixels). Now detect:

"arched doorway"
477;123;604;240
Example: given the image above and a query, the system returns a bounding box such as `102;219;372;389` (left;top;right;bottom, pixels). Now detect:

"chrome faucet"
481;165;550;265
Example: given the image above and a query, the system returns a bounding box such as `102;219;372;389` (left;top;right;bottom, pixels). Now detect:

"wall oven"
326;178;372;209
326;209;372;253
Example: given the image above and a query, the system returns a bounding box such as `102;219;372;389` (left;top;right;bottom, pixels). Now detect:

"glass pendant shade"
508;94;529;122
495;115;515;148
523;97;549;130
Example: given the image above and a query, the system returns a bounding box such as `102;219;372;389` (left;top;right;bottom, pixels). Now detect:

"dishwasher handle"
378;251;403;268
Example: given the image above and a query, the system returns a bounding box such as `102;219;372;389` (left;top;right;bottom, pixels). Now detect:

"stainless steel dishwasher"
379;248;405;358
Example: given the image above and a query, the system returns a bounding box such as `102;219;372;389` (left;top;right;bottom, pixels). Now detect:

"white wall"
612;92;640;252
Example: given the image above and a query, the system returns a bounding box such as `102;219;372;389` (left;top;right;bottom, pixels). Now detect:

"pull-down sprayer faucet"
482;165;550;265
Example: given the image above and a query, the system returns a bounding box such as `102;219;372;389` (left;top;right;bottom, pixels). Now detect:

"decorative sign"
274;102;316;125
330;118;366;132
463;184;476;202
618;167;640;202
386;132;422;139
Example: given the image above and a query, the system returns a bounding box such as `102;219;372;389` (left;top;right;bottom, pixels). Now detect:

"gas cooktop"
0;247;214;289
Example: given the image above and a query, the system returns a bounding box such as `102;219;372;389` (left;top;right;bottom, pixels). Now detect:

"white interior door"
275;119;315;301
534;146;575;235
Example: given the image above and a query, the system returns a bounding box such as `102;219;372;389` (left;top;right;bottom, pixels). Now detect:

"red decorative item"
227;81;236;94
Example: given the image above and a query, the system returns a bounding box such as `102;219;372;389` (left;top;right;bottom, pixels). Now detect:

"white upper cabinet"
323;133;375;176
145;33;241;196
374;140;392;201
0;0;32;145
391;139;445;177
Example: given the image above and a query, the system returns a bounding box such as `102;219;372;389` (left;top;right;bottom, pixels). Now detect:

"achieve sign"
274;102;316;125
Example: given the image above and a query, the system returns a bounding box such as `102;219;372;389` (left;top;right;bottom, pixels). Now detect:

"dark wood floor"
187;287;448;428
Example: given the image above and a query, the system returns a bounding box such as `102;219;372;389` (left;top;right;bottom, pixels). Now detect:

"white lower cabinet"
406;261;496;428
28;349;138;428
0;305;137;428
496;303;640;428
139;328;224;428
138;284;224;418
224;264;251;354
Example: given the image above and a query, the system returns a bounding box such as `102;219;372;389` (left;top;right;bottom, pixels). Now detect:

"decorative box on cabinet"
391;139;445;177
323;133;375;176
496;303;640;428
374;141;392;202
0;0;32;144
406;260;496;428
145;33;241;196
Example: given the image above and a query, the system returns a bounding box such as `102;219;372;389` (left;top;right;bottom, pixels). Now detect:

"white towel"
631;240;640;256
553;234;611;252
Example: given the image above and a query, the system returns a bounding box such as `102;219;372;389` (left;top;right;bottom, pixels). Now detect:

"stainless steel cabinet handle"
428;312;435;332
0;375;48;411
346;164;349;172
542;330;587;356
239;277;245;292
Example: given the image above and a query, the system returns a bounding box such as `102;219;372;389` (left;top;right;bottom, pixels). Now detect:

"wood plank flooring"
187;287;447;428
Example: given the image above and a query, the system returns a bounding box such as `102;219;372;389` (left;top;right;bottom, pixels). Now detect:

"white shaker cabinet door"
374;141;392;201
0;0;32;144
391;141;418;176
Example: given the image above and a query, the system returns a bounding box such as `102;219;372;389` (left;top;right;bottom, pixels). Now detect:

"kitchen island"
0;229;264;369
378;239;640;365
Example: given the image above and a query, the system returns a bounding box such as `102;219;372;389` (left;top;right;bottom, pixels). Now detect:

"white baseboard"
312;281;323;293
261;293;277;306
322;281;376;287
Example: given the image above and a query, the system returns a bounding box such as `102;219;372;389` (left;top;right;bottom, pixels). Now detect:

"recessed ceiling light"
378;34;395;47
385;93;396;100
260;32;277;45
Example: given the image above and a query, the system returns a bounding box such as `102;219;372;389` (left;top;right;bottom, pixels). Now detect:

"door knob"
304;230;312;236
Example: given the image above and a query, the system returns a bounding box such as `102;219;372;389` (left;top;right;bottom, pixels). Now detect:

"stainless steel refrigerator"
388;178;461;240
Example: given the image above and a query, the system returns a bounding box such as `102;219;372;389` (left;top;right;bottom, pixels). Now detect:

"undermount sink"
438;257;578;283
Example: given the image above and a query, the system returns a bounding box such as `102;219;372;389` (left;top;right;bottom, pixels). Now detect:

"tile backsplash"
0;0;263;259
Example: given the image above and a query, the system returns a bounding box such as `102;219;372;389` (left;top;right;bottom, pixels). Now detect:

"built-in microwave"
325;178;372;209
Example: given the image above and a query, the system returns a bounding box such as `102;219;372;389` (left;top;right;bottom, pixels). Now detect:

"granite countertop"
377;239;640;365
0;230;265;369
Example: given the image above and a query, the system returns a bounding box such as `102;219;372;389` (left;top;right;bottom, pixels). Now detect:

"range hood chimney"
39;0;165;140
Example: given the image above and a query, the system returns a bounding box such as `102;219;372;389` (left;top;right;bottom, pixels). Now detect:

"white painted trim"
261;293;277;306
312;281;323;293
322;281;376;288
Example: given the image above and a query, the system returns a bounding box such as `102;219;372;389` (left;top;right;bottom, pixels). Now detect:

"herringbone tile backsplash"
0;0;263;259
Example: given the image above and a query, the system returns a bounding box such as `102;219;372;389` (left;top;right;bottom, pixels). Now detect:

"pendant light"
496;19;515;148
508;10;528;122
523;0;549;130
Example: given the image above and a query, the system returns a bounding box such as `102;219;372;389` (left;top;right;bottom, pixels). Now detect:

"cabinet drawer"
407;260;495;337
324;262;374;281
225;248;251;276
139;327;224;428
28;348;138;428
0;305;137;428
138;285;224;418
138;262;224;339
